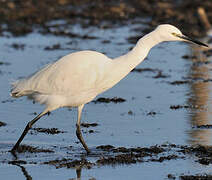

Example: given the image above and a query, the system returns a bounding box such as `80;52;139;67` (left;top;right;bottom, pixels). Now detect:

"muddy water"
0;21;212;179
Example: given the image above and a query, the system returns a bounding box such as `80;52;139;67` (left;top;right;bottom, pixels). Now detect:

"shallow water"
0;21;212;179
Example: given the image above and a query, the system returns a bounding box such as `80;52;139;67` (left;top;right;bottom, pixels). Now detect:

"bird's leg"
76;167;82;179
11;111;48;153
76;104;90;154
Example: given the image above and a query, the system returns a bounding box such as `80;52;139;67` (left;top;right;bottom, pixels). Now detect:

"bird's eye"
172;33;178;37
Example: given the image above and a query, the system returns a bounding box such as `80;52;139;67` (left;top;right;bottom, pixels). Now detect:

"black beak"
178;35;208;47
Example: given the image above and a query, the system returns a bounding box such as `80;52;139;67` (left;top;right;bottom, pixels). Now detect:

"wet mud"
146;111;157;116
81;123;98;128
132;68;169;79
92;97;126;104
10;43;25;50
0;121;6;127
170;105;196;110
44;44;62;51
43;158;93;169
1;99;16;104
32;127;66;135
8;160;27;165
193;125;212;129
153;71;170;79
0;0;211;37
131;68;158;73
167;174;176;179
180;145;212;166
3;143;212;180
180;175;212;180
169;80;191;85
14;145;54;154
170;78;212;86
11;144;168;167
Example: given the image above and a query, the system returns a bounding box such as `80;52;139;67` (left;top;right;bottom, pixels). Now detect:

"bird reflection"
187;45;212;145
69;167;82;180
13;162;85;180
12;163;32;180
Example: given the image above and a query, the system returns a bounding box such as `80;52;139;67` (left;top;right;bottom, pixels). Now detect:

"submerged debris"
11;43;25;50
96;154;139;165
8;160;27;165
149;154;183;162
167;174;176;179
44;44;61;50
81;123;98;128
153;71;170;79
93;97;126;103
169;80;190;85
131;68;158;73
0;121;6;127
170;104;201;110
181;55;197;59
1;99;16;103
180;145;212;165
0;61;10;66
180;174;212;180
147;111;157;116
88;130;95;133
96;144;212;166
132;68;169;79
127;146;164;154
170;78;212;85
193;124;212;129
15;145;54;153
43;158;93;169
128;110;133;115
32;127;66;134
97;145;165;165
170;105;190;110
96;145;115;151
4;143;212;178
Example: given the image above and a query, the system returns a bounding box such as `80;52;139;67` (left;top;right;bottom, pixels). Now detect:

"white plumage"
12;51;112;110
10;24;208;154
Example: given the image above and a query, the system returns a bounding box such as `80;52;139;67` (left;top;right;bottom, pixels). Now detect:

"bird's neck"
98;30;163;93
113;30;162;75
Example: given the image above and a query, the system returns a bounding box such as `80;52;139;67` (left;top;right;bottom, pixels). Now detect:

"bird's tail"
10;79;29;98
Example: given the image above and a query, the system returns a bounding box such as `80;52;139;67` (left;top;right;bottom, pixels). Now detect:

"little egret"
10;24;208;154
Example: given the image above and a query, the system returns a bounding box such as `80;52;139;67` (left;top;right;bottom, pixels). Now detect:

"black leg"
76;105;90;154
10;111;47;153
76;123;90;154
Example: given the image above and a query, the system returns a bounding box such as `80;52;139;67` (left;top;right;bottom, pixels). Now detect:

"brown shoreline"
0;0;211;37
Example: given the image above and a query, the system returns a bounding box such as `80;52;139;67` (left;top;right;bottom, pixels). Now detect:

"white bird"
10;24;208;154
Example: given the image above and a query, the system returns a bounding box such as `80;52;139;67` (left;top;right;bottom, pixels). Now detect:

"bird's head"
155;24;208;47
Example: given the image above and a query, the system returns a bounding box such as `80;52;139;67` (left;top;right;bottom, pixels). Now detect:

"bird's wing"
12;50;112;98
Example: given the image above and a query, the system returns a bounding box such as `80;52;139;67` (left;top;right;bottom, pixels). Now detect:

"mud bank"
0;0;211;37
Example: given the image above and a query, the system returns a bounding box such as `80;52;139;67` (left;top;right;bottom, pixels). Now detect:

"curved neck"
99;30;163;93
114;30;162;70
